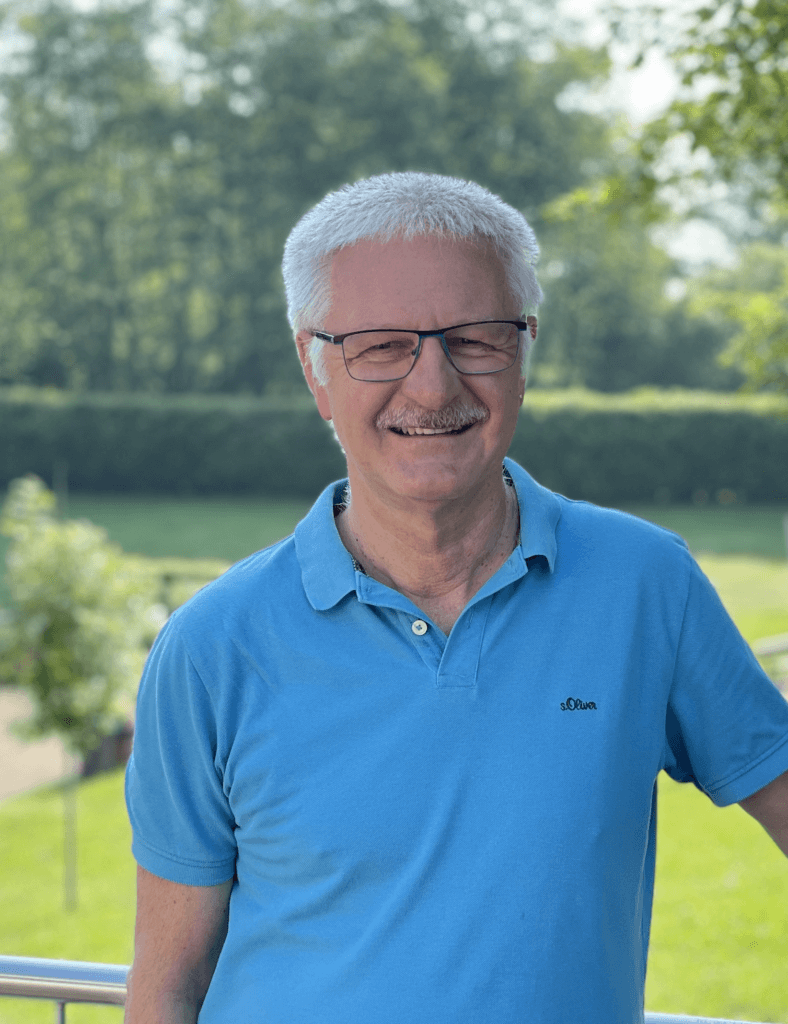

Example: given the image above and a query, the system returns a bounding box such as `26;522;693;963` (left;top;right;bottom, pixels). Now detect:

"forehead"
327;234;515;330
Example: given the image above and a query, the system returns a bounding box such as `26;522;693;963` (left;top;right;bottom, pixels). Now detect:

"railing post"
56;1000;66;1024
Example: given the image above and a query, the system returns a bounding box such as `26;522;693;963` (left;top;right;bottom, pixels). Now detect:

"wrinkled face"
296;234;526;511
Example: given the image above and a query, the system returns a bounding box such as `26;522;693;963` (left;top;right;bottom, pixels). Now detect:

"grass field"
0;771;131;1024
52;496;788;562
54;493;314;563
0;768;787;1024
2;491;785;645
2;495;786;647
620;503;788;561
1;491;786;564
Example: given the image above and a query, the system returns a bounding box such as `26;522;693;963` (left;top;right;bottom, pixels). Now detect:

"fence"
0;954;780;1023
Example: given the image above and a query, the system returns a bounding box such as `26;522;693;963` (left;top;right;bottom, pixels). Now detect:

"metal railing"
0;955;127;1023
0;954;779;1024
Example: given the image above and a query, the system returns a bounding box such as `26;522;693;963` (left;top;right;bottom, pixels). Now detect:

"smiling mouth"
389;423;476;436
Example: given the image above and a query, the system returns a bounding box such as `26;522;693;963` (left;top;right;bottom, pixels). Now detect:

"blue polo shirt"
126;458;788;1024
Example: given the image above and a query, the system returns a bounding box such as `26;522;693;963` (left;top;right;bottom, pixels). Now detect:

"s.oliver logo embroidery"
560;697;598;711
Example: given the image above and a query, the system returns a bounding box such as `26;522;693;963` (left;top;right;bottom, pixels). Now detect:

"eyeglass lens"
343;322;521;381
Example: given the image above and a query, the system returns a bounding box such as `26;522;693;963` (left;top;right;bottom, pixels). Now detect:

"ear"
296;331;333;423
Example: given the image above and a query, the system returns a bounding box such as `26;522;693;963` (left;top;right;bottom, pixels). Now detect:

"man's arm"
739;768;788;857
124;866;233;1024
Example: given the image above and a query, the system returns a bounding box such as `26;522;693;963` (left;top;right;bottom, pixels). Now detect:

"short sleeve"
125;616;237;884
664;557;788;806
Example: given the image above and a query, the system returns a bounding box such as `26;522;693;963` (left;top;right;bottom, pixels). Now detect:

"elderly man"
125;172;788;1024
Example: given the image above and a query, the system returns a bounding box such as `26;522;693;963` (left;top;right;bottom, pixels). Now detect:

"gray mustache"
376;402;489;431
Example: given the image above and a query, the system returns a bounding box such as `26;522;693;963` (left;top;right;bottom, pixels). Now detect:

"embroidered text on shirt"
560;698;598;711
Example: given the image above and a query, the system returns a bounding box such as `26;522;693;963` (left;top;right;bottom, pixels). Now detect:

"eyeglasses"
311;320;529;382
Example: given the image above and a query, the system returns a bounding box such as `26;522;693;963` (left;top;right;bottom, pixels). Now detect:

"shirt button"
411;619;428;636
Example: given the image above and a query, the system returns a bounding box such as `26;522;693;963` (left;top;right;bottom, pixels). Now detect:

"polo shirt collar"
295;459;561;611
503;457;560;573
295;481;359;611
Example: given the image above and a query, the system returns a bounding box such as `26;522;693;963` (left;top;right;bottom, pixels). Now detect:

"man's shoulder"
506;458;691;568
553;491;693;576
558;492;685;543
164;479;350;639
168;532;303;633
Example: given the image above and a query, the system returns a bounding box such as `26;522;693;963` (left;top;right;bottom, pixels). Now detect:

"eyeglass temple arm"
311;331;343;345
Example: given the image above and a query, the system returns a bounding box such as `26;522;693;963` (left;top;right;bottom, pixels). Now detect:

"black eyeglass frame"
310;319;529;382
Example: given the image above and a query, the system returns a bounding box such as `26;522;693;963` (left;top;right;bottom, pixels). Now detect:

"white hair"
282;172;543;384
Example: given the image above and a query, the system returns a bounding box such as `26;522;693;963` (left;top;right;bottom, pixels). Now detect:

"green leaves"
0;0;750;394
0;0;610;395
0;476;157;757
689;243;788;394
630;0;788;203
588;0;788;394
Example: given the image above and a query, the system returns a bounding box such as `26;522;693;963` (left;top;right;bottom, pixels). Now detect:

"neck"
335;471;519;629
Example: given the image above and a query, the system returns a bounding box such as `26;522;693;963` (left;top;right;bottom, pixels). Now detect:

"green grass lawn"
0;493;313;606
646;776;788;1022
3;493;785;647
0;768;786;1023
61;493;314;562
620;504;788;561
0;771;132;1024
0;492;785;565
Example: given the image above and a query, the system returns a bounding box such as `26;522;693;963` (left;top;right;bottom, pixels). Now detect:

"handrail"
0;954;127;1006
0;954;778;1023
646;1018;777;1024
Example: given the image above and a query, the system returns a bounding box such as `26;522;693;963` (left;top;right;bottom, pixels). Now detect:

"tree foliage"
0;0;605;393
0;476;156;756
0;0;736;396
537;194;741;391
634;0;788;207
602;0;788;392
688;243;788;393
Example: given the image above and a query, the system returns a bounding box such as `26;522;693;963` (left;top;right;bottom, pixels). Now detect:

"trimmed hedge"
511;388;788;505
0;388;346;498
1;386;786;504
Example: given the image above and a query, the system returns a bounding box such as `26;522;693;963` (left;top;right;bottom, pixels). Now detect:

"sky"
558;0;680;125
556;0;738;269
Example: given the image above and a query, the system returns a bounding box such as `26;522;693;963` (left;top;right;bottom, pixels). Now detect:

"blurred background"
1;0;782;398
0;0;787;1021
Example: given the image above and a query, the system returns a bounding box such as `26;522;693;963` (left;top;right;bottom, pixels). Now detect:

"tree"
0;0;740;396
0;473;159;908
0;0;675;395
633;0;788;209
535;194;744;391
600;0;788;392
0;475;154;758
688;242;788;394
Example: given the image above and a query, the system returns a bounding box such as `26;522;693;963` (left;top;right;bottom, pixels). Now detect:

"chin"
386;468;475;503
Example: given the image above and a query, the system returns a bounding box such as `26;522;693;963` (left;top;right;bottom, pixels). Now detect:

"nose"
399;334;463;408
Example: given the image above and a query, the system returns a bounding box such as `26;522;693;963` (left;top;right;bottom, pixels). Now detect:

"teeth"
400;426;462;435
